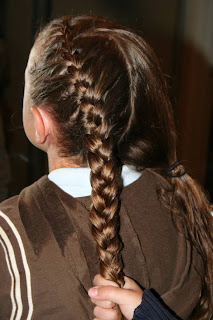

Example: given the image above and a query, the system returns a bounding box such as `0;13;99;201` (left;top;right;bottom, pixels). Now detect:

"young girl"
0;15;212;320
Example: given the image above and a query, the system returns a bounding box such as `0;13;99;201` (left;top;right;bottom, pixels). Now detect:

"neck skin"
47;145;85;172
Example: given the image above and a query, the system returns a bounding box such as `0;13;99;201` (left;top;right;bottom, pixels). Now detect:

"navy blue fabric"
133;290;178;320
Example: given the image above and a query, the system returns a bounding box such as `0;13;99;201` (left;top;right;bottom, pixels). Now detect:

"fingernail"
88;287;98;297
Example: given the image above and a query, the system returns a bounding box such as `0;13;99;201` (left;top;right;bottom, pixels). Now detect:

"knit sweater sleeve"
133;290;178;320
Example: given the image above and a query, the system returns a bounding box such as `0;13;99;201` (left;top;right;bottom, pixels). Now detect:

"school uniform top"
0;168;204;319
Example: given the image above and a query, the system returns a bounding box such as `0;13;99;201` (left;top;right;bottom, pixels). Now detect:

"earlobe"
31;107;50;144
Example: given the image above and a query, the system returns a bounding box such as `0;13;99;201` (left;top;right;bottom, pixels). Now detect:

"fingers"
88;285;132;305
89;276;118;316
123;276;141;291
93;274;119;288
93;305;118;320
90;297;116;309
89;274;144;320
89;275;143;305
93;274;141;292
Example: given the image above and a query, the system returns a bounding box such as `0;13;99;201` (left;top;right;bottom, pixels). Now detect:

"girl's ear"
31;107;50;144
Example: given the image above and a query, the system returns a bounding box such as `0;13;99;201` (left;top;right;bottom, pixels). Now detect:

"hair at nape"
29;15;213;319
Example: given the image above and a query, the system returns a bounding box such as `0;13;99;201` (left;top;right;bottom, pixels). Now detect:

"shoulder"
121;168;173;234
0;194;19;215
0;175;51;267
0;194;23;250
122;168;169;202
0;176;49;249
121;169;204;319
0;181;43;320
0;175;48;227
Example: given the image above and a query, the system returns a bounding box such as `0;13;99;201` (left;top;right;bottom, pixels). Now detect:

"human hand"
88;274;143;320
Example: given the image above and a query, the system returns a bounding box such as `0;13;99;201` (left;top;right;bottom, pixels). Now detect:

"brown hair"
28;15;213;318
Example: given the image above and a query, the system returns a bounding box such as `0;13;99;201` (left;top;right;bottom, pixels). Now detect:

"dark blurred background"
0;0;212;201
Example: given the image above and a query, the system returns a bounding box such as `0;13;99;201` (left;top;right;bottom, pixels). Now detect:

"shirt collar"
48;165;142;198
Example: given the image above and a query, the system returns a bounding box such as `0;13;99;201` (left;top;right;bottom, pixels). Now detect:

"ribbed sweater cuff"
133;289;177;320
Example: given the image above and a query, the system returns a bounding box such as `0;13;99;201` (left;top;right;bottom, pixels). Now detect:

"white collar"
48;165;141;198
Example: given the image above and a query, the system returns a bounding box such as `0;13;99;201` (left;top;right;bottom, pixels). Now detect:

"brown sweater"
0;169;204;319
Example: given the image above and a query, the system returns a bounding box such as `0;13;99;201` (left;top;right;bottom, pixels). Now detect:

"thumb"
88;286;134;305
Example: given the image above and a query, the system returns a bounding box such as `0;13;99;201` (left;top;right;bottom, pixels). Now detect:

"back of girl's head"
28;15;213;318
29;15;176;168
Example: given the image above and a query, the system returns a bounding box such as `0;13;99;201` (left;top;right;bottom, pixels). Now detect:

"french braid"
83;102;124;286
61;21;125;287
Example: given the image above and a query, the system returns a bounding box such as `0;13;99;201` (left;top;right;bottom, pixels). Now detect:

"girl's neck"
47;147;85;172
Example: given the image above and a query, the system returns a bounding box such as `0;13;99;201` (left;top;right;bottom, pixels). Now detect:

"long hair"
28;15;213;318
